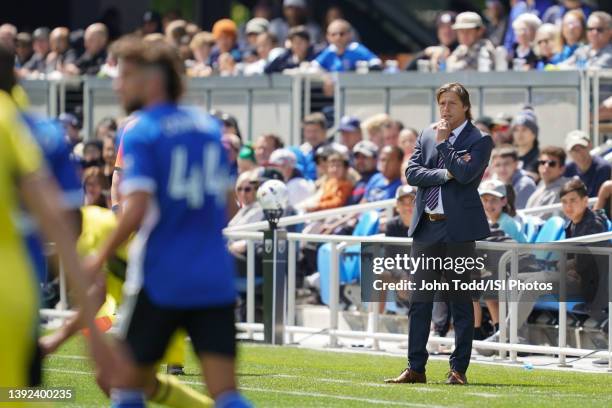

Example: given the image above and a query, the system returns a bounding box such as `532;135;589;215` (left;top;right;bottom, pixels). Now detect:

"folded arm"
405;134;448;187
437;136;493;184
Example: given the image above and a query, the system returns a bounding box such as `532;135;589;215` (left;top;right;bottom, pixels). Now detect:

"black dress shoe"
445;370;467;385
384;368;426;384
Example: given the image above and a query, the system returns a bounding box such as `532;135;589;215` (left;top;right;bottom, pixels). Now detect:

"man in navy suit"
385;82;493;385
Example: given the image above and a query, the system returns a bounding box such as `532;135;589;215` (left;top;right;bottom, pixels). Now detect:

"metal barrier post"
593;71;600;145
287;240;296;344
558;253;570;366
246;239;256;339
497;251;511;360
329;243;340;348
57;261;68;311
291;75;302;147
510;248;519;363
608;255;612;372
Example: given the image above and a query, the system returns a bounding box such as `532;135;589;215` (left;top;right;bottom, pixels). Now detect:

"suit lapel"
453;121;478;151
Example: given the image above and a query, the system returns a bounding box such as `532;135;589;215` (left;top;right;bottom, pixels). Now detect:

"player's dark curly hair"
0;44;16;94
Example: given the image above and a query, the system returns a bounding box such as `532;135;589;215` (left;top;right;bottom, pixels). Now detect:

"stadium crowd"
0;0;610;79
3;0;611;352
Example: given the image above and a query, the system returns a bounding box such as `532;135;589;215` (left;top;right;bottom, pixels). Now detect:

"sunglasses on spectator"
587;27;606;33
537;159;559;167
537;38;551;45
236;186;254;193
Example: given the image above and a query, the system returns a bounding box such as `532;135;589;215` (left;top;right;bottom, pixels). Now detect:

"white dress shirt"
425;120;468;215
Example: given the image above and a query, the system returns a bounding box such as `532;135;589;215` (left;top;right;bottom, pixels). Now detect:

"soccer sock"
215;390;252;408
151;373;214;408
110;388;146;408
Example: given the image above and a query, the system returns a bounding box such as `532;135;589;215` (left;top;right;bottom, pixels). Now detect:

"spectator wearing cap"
243;31;285;76
269;148;315;209
479;178;526;243
558;11;612;70
141;10;162;35
21;27;50;75
542;0;592;27
303;151;352;212
253;133;284;166
236;144;256;174
511;13;542;70
243;17;269;50
269;0;323;48
187;31;215;77
265;25;315;73
550;9;587;64
165;19;187;48
15;32;33;69
484;1;508;47
209;18;242;69
564;129;612;198
489;146;536;210
46;27;77;74
299;112;331;180
313;19;381;72
406;11;458;72
65;23;108;76
511;107;540;180
525;146;570;217
58;112;82;149
490;113;513;146
337;115;362;151
347;140;379;205
534;23;562;70
446;12;495;72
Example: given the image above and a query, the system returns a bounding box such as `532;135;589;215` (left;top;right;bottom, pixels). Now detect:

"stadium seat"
533;294;587;315
318;211;380;305
533;216;566;267
522;215;543;243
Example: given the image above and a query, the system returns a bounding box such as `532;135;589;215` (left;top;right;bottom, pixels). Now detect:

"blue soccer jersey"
120;103;236;308
21;113;82;283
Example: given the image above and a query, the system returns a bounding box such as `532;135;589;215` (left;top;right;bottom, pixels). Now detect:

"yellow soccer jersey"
0;90;44;389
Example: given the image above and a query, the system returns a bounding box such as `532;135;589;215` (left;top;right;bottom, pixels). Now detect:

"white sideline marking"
49;354;437;392
44;367;445;407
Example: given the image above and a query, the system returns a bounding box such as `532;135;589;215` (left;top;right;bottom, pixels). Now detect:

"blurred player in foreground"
0;43;96;390
85;36;249;408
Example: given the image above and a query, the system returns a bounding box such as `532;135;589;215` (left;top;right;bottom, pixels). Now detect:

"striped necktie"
424;132;454;210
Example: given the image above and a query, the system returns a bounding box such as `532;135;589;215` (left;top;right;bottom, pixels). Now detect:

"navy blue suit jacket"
406;121;493;243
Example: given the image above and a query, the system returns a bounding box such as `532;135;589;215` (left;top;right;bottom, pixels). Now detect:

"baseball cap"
492;112;512;127
284;0;307;8
238;144;256;162
338;115;361;132
478;179;507;198
395;185;417;200
436;11;457;27
245;18;269;35
143;10;161;24
352;140;379;158
452;12;484;30
257;167;285;183
565;129;590;151
58;112;79;128
511;107;539;137
269;148;297;167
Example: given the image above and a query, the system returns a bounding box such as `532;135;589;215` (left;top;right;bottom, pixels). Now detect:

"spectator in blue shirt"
362;145;403;203
564;130;612;198
298;112;331;180
550;9;586;64
313;19;381;72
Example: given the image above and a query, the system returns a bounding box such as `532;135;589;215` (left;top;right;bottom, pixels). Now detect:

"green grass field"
44;337;612;407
